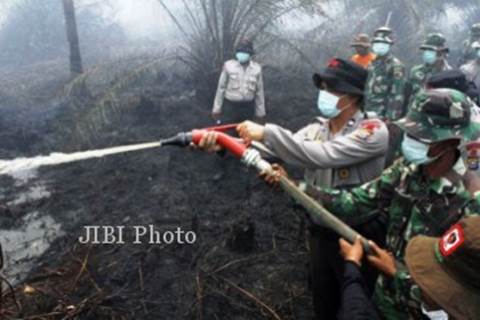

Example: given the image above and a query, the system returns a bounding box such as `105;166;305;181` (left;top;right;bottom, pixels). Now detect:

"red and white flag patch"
356;119;382;140
439;224;465;257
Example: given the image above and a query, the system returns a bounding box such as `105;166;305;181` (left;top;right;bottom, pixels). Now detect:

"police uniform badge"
355;119;381;140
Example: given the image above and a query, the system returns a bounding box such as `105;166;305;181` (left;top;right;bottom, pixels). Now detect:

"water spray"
0;124;240;179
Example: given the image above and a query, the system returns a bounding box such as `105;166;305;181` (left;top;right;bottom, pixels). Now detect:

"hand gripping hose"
160;126;370;251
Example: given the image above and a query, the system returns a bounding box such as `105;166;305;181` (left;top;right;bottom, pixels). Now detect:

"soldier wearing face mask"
365;27;406;121
212;38;265;124
285;88;480;319
406;33;452;106
199;58;389;319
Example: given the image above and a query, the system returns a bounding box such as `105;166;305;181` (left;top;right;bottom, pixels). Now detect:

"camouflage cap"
350;33;371;48
372;26;394;44
471;23;480;36
375;26;393;36
394;89;473;143
420;33;449;52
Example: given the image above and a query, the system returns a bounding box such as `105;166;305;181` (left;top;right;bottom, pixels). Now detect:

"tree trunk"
62;0;83;76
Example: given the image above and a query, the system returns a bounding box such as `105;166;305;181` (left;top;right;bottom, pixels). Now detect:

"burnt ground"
0;60;320;319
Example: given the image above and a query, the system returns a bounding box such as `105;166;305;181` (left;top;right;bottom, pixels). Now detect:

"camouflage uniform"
407;33;451;100
365;30;406;120
459;23;480;66
307;89;480;319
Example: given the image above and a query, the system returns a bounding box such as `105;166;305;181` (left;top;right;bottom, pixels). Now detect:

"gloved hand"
237;120;265;144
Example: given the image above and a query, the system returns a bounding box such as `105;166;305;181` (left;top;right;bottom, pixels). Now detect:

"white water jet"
0;141;162;181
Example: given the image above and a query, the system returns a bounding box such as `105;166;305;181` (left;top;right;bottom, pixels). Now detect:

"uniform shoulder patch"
355;119;383;140
439;224;465;257
466;141;480;171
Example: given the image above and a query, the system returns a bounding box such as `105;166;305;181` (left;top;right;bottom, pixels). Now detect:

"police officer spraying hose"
267;88;480;319
199;58;389;319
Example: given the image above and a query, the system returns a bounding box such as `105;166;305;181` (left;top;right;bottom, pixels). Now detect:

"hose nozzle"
159;132;193;147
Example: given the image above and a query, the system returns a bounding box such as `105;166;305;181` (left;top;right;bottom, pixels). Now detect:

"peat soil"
0;62;319;319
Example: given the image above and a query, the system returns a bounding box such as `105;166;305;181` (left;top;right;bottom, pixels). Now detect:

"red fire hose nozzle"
191;130;272;173
160;125;272;173
191;130;247;158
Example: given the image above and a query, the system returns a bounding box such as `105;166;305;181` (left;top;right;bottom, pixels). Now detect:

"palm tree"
156;0;321;98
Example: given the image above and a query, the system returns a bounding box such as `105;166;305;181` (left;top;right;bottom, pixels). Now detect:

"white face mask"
421;304;449;320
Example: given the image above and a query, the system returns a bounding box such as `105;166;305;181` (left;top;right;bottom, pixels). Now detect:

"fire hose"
160;124;371;252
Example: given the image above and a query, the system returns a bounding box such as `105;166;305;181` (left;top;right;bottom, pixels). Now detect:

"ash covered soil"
0;61;319;319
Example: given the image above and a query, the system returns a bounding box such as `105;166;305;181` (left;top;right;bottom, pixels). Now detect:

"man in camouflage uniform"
290;88;480;319
365;27;406;121
406;33;451;105
458;23;480;66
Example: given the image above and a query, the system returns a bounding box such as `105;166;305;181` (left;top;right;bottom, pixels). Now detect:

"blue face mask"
317;90;341;118
422;50;438;65
236;52;251;64
401;134;435;165
372;42;390;56
476;49;480;59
